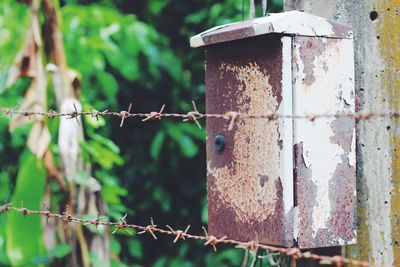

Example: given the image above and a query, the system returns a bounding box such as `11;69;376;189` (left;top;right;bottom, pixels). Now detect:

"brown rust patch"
208;174;289;246
328;155;357;242
308;156;356;247
205;35;290;246
202;22;255;46
294;142;318;248
296;37;339;87
208;61;280;222
325;113;356;245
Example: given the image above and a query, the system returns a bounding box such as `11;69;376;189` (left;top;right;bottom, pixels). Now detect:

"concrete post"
285;1;400;266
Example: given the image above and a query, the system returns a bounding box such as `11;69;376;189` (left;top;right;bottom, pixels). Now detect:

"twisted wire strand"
0;204;379;267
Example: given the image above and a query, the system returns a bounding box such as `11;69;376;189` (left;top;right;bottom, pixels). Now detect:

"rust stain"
205;36;290;246
323;131;356;244
298;38;339;86
327;155;357;243
208;174;287;244
326;115;356;244
209;62;280;222
202;22;255;46
293;36;356;248
294;142;317;248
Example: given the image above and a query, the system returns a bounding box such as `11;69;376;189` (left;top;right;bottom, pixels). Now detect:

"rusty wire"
0;204;378;267
0;102;398;130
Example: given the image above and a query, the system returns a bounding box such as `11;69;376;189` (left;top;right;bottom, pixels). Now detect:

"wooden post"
285;1;400;266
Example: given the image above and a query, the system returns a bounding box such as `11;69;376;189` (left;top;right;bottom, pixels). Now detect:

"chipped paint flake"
254;11;336;37
293;36;356;246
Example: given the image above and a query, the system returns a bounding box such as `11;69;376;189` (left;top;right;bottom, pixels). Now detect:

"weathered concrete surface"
286;1;400;266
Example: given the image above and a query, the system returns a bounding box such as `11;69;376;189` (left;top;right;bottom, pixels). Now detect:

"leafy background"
0;0;283;266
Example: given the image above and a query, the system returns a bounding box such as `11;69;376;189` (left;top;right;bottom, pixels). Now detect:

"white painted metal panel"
292;36;356;248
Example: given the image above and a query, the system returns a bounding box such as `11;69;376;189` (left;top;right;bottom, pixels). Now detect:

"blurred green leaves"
6;150;46;266
150;122;205;161
29;244;72;265
128;239;143;259
0;0;285;266
150;131;165;160
62;4;183;110
0;0;29;90
82;131;123;170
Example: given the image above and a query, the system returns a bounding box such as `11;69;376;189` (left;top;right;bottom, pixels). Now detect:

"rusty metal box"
191;11;356;249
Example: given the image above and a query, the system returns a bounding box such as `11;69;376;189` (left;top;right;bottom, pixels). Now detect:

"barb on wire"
71;103;80;125
185;101;202;129
202;226;227;252
0;204;378;267
138;217;158;239
166;224;191;243
112;213;133;235
142;104;165;122
120;103;133;127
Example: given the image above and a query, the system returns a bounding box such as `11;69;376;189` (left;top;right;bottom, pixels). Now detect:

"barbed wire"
1;101;399;130
0;204;378;267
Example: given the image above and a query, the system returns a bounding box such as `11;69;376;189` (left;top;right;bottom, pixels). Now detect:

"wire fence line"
1;102;399;130
0;204;379;267
0;102;389;267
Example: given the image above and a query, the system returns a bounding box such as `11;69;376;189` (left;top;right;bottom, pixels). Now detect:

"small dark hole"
370;11;378;21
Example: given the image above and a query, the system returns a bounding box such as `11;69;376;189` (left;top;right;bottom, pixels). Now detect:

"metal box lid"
190;11;352;48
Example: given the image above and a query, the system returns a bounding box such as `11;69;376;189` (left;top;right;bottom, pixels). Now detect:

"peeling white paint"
292;37;355;239
253;11;336;37
279;36;294;215
190;35;205;48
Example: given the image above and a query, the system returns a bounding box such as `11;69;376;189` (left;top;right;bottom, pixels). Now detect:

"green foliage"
6;151;46;266
29;244;72;265
0;0;284;266
0;0;29;91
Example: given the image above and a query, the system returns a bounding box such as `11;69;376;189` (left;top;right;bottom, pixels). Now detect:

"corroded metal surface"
205;36;294;247
199;12;356;250
292;36;356;248
190;11;352;48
